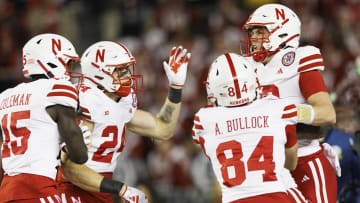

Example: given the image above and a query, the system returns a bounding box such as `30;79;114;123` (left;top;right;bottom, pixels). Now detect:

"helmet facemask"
240;26;272;62
111;63;143;97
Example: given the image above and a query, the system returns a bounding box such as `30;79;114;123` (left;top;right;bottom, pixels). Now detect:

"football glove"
163;46;191;87
121;185;148;203
322;143;341;177
80;125;91;146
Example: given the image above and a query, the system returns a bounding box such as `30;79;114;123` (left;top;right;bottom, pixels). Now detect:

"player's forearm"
61;158;103;192
307;92;336;126
61;158;126;196
285;144;298;171
155;86;182;139
155;98;181;140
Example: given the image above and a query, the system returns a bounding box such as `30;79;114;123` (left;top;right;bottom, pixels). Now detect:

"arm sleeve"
299;71;328;100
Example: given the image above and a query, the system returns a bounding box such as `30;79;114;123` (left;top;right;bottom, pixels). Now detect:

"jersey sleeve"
281;103;298;125
192;111;205;144
119;92;138;118
299;70;328;99
45;80;78;110
78;87;96;121
280;102;298;148
297;46;325;73
192;110;209;158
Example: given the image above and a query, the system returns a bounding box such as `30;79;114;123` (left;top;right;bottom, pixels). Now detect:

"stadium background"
1;0;360;202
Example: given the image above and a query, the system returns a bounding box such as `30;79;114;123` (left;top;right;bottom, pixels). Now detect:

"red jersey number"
216;136;277;187
1;110;31;158
91;125;126;163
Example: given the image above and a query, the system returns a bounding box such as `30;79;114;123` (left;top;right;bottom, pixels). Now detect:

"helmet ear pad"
206;53;259;107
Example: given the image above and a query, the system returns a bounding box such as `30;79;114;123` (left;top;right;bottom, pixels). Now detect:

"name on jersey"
217;116;269;135
0;93;32;110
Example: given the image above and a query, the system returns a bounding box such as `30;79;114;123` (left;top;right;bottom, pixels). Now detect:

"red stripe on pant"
291;149;337;203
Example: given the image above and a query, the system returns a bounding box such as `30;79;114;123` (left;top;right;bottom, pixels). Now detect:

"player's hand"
80;125;91;146
322;143;341;177
120;185;148;203
163;46;191;87
60;146;69;165
78;120;91;147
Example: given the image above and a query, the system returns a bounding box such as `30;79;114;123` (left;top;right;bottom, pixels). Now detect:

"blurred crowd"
1;0;360;202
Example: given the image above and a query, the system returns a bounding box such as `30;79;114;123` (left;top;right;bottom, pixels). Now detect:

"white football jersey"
78;81;137;173
192;98;297;202
0;79;78;180
257;45;325;157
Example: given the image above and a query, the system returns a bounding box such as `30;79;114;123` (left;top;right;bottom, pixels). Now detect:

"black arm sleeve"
46;105;88;164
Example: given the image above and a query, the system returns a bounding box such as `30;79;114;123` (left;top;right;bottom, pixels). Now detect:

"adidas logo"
277;68;283;74
302;174;310;182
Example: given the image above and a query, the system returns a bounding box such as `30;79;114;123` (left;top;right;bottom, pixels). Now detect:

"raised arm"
127;46;191;140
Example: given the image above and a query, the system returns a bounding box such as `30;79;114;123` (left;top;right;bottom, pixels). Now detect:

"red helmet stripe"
37;60;53;78
224;53;241;99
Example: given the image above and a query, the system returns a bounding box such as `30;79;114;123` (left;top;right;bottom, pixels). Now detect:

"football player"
0;33;88;202
192;53;302;202
240;3;338;203
57;41;190;203
0;34;148;203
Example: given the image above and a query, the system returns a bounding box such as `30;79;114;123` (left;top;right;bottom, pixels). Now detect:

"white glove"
322;143;341;177
163;46;191;87
296;104;315;124
80;125;91;146
121;185;148;203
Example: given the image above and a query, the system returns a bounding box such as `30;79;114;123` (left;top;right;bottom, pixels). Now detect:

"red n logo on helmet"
275;8;285;20
96;49;105;63
52;39;61;55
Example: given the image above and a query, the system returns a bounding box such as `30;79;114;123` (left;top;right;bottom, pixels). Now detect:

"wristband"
168;87;182;103
297;104;314;124
100;177;124;194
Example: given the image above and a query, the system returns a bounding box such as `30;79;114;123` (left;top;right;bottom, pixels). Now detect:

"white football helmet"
206;53;258;107
81;41;143;97
241;4;301;62
22;33;80;80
